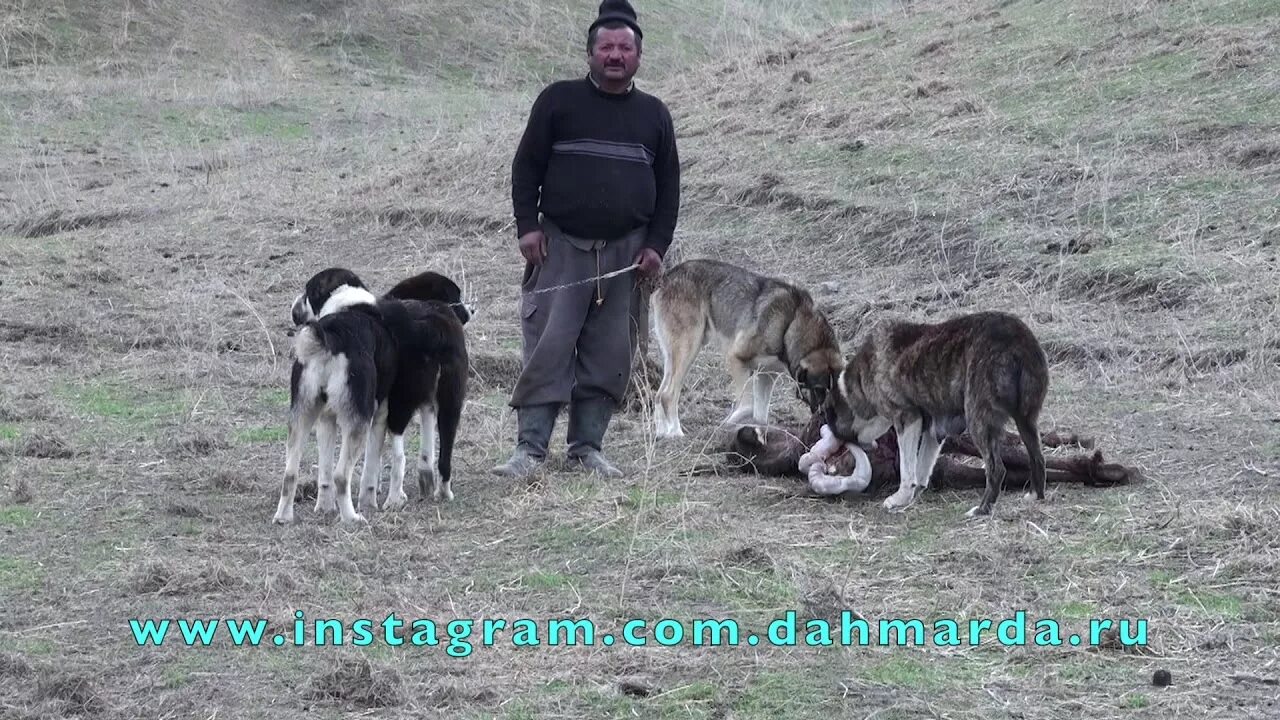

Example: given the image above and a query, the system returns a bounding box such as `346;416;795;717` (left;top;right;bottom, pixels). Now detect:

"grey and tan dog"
650;259;843;437
823;310;1049;518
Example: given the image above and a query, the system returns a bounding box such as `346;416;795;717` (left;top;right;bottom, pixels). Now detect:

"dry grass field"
1;0;1278;718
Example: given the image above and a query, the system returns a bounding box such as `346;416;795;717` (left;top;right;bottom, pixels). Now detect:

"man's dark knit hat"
589;0;642;40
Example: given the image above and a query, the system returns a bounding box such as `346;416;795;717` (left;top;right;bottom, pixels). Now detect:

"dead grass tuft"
131;558;246;596
1235;142;1280;168
919;39;950;56
802;584;861;627
11;475;34;504
0;402;22;423
468;351;523;388
306;657;405;710
723;545;774;570
168;432;228;459
165;500;205;519
0;320;84;346
1214;40;1266;71
34;673;104;717
209;468;251;491
375;205;507;233
1058;266;1197;309
0;652;33;678
15;434;76;460
910;80;952;98
8;208;141;239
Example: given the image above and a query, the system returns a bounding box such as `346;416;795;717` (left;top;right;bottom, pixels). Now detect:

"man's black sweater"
511;76;680;257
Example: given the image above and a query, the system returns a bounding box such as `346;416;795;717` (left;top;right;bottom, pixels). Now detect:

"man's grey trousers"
509;218;645;410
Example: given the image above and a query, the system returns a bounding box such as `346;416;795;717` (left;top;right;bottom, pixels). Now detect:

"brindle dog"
823;311;1050;518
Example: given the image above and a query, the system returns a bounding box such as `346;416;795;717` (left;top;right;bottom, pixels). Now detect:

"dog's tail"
1012;353;1048;500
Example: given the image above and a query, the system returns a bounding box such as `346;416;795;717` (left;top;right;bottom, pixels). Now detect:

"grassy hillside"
1;0;877;83
1;0;1278;718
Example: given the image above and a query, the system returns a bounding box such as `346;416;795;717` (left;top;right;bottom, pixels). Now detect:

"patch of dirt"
306;657;405;710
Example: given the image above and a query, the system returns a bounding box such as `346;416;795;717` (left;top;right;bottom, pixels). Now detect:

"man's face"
588;26;640;84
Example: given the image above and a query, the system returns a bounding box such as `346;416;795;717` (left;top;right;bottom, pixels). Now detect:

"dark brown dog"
823;311;1049;518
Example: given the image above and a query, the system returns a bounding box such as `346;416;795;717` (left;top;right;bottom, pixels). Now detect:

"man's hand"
634;248;662;278
519;229;547;265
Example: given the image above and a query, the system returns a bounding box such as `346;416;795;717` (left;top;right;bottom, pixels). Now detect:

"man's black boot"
566;397;624;478
491;403;559;478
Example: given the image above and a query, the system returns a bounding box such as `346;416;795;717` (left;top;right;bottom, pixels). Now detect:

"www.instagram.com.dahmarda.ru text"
129;610;1150;657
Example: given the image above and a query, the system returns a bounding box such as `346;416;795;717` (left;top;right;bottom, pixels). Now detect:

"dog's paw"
965;505;991;519
383;490;409;511
417;466;436;496
357;489;379;514
654;419;684;439
882;491;914;512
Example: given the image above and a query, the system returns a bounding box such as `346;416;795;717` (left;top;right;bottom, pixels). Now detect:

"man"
493;0;680;479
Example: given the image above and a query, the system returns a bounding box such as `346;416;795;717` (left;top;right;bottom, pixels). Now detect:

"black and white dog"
273;267;469;524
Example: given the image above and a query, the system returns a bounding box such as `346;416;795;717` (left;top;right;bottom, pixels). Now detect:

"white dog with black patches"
274;268;468;524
